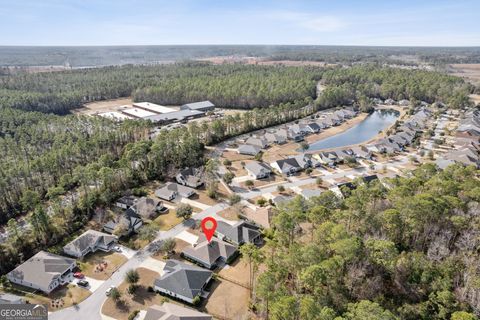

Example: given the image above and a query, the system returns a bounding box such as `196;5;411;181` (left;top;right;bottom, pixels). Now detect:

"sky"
1;0;479;46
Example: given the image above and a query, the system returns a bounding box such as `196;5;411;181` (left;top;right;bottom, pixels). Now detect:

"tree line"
317;65;474;109
0;63;322;114
253;164;480;320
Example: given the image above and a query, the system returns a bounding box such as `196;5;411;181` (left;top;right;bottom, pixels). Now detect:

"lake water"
308;109;399;151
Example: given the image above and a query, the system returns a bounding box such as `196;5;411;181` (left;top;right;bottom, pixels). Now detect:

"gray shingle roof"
8;251;75;293
154;260;212;300
144;303;212;320
63;230;117;256
216;221;261;244
245;161;271;176
182;236;237;267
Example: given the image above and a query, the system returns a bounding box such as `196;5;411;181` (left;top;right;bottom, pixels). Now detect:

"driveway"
49;203;229;320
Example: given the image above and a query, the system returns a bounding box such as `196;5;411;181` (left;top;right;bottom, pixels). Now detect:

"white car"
105;286;116;296
112;246;122;253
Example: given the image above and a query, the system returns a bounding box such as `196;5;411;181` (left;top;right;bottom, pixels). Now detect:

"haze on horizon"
1;0;479;47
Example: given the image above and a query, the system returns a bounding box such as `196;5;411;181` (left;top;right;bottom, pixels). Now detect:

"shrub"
192;296;201;306
229;194;241;205
223;159;232;166
277;185;286;192
245;180;254;188
257;198;267;207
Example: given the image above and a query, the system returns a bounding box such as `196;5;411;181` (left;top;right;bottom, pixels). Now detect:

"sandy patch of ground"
222;150;254;162
204;279;250;320
72;97;134;115
218;206;242;221
79;252;128;281
101;268;163;320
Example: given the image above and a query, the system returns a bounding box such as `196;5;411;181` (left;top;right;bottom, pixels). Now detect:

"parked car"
73;272;85;279
105;286;116;296
77;280;89;288
112;246;122;253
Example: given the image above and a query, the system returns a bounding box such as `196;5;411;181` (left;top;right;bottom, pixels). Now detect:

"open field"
79;252;128;281
450;63;480;84
72;97;134;115
101;267;163;320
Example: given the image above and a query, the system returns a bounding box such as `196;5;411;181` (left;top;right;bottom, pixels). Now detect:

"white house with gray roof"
7;251;76;294
63;230;118;258
155;183;195;201
270;158;302;175
153;260;213;304
237;144;261;156
245;161;272;179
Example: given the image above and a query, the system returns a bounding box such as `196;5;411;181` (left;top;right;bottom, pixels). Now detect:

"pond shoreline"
306;107;401;152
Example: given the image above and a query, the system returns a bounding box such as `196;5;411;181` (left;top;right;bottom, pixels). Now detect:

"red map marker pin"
201;217;217;243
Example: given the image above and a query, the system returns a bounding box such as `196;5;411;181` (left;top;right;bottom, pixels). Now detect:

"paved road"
49;203;228;320
50;155;411;320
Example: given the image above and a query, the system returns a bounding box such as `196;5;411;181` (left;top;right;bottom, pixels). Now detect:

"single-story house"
292;154;312;169
154;259;213;304
316;120;330;129
300;189;323;199
180;101;215;112
176;167;204;188
103;208;143;235
245;137;268;149
237;144;261;156
115;195;138;209
144;303;212;320
270;158;302;175
351;146;372;159
289;124;308;136
133;197;165;219
288;129;304;142
271;195;293;206
7;251;76;294
63;230;118;258
265;132;287;145
398;99;410;106
305;122;321;133
156;183;195;200
182;235;238;269
245;161;272;179
215;221;262;245
384;98;396;105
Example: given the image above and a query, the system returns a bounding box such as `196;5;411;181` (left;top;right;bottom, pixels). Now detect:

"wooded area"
0;63;474;114
256;164;480;320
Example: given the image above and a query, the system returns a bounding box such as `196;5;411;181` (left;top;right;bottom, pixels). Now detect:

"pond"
308;109;399;151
